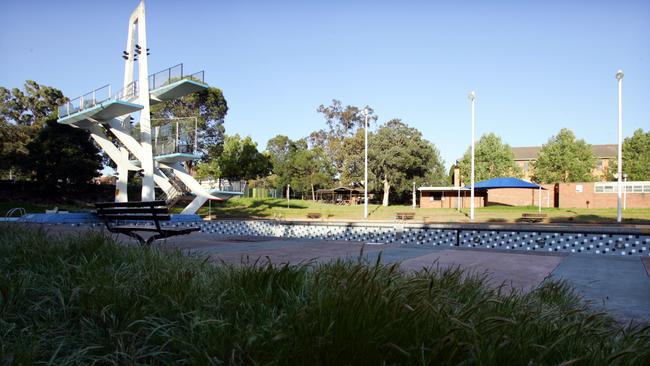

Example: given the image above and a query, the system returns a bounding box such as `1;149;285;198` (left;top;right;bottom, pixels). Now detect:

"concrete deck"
165;232;650;323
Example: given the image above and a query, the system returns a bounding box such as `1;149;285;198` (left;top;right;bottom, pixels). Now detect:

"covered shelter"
468;177;547;211
315;187;363;205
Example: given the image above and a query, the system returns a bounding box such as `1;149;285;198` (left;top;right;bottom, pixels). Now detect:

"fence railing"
151;118;198;156
58;84;111;118
58;63;207;118
200;179;248;193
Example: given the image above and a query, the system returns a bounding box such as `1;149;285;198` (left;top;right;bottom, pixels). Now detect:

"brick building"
419;181;650;209
512;144;617;181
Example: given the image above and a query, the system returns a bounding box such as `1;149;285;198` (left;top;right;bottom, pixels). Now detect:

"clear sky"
1;0;648;168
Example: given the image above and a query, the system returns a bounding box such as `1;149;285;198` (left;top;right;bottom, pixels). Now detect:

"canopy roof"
316;186;363;194
467;177;545;190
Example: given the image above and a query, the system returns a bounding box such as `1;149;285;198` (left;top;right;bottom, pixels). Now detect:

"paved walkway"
35;225;650;323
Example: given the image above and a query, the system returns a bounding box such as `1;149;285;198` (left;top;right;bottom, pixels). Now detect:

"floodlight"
616;70;624;80
468;91;476;101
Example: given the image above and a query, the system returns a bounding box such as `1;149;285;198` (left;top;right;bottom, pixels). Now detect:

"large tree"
607;128;650;181
290;140;335;200
266;135;294;190
266;135;334;197
457;133;521;183
533;128;595;183
150;87;228;160
26;118;102;185
0;81;68;178
369;119;445;206
196;134;270;181
313;100;378;181
0;80;67;127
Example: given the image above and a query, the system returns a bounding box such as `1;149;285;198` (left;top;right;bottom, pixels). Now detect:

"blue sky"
1;0;648;168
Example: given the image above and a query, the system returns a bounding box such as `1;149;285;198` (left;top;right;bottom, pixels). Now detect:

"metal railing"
151;118;198;156
149;63;183;90
58;63;207;118
111;80;138;102
58;84;111;118
200;179;247;193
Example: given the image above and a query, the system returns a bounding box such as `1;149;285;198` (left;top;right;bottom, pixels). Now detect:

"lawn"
3;197;649;224
1;226;649;364
196;197;650;224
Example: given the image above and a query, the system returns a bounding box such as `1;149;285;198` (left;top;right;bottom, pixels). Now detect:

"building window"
594;182;650;194
523;161;529;173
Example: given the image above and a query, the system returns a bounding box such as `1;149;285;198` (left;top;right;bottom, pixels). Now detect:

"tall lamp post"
616;70;624;223
468;91;476;221
363;108;369;219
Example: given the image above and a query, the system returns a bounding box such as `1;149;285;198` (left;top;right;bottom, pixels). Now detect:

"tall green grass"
1;226;649;365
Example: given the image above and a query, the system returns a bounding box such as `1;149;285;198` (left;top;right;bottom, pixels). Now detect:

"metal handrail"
58;63;208;118
6;207;26;218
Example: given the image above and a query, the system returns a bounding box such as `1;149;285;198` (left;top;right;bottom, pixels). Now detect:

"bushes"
1;226;649;365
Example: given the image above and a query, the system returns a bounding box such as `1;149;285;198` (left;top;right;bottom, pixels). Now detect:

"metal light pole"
412;181;416;209
363;108;369;219
287;184;290;209
623;173;627;210
468;91;476;221
616;70;624;223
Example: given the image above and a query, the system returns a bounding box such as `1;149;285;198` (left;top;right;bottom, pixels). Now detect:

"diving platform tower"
57;1;223;214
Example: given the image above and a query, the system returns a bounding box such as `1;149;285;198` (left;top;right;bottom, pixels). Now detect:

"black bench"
520;213;547;223
95;200;200;246
395;212;416;221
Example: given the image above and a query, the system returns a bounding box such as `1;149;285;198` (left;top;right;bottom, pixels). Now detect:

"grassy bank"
1;226;649;364
196;197;650;224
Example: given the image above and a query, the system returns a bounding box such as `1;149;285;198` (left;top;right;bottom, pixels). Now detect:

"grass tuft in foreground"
1;225;649;365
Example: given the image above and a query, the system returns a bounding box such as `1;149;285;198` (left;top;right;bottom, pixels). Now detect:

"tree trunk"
382;178;390;206
311;184;315;201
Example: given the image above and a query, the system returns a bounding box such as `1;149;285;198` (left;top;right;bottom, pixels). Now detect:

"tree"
199;134;270;181
1;81;68;177
26;118;102;185
533;128;595;183
607;128;650;181
314;99;378;180
0;80;67;127
266;135;294;190
457;133;521;183
369;119;445;206
150;87;228;160
290;140;335;199
266;135;335;197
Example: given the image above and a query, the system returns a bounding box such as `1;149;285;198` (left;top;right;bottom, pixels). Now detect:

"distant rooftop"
512;144;617;160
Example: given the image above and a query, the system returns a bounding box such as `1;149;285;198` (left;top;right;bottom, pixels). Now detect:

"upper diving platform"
57;63;207;123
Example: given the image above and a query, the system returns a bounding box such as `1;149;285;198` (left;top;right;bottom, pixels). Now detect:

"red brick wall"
420;191;485;209
557;183;650;208
486;184;555;207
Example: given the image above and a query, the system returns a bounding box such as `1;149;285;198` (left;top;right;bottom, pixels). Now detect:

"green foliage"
369;119;446;205
314;99;378;182
196;134;269;180
533;129;595;183
608;129;650;181
0;81;68;177
458;133;521;183
0;80;67;127
2;227;649;365
266;135;335;196
151;87;228;160
25;118;102;185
